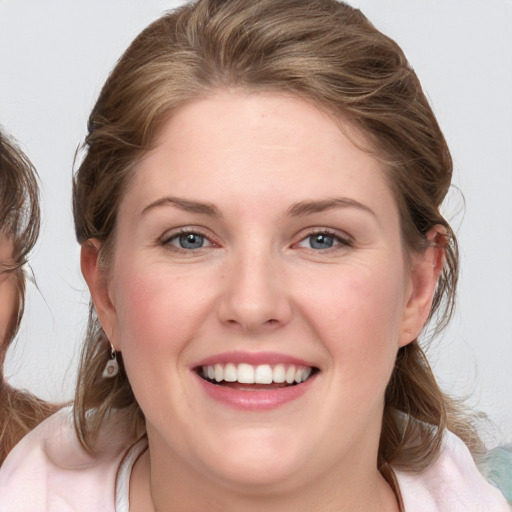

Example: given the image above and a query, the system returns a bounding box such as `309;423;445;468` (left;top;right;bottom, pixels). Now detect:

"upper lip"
192;351;318;370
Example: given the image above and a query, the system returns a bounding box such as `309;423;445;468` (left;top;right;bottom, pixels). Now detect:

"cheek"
297;262;406;380
107;262;215;422
109;263;212;359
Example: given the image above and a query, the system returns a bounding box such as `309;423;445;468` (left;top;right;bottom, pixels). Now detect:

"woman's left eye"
164;231;213;250
296;232;350;250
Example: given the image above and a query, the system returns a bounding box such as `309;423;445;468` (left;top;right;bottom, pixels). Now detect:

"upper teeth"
201;363;312;385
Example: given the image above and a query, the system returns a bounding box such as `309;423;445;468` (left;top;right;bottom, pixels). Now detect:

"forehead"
122;91;398;222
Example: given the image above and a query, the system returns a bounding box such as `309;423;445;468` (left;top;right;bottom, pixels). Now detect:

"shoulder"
0;406;134;512
395;430;511;512
479;443;512;504
0;386;58;464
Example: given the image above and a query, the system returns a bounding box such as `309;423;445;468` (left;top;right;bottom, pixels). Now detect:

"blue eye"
163;231;212;250
308;233;334;249
295;231;351;251
176;232;205;249
162;228;217;252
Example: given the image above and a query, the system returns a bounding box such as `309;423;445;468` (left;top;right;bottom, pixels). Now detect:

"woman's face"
86;92;437;489
0;235;17;357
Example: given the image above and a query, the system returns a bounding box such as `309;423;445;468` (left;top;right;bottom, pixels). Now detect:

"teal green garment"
479;444;512;504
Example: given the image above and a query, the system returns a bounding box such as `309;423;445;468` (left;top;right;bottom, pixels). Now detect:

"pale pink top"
0;408;509;511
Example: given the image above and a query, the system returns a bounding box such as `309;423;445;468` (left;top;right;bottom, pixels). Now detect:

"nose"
217;245;292;334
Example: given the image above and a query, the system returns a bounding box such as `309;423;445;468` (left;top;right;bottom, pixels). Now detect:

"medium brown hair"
0;130;40;348
0;130;56;464
73;0;481;471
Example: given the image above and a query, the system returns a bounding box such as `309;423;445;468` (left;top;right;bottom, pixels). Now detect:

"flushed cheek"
300;270;404;381
305;262;404;331
108;269;198;417
110;264;214;358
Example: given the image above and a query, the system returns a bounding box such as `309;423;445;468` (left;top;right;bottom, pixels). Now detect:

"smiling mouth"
197;363;318;389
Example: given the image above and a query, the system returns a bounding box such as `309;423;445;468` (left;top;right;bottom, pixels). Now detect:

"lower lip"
194;373;317;411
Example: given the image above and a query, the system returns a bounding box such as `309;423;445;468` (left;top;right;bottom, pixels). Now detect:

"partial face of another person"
0;235;17;359
85;92;438;489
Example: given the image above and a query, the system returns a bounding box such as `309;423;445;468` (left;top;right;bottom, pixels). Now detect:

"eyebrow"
141;197;221;217
287;197;376;218
141;196;375;219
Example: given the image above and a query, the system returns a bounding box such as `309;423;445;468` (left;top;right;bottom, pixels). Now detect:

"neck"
129;444;399;512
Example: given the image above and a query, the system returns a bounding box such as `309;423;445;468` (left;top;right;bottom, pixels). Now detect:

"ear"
80;239;118;349
398;226;446;347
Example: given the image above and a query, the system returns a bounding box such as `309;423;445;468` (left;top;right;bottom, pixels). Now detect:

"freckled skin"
85;92;436;511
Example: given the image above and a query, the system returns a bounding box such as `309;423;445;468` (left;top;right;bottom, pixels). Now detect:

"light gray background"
1;0;511;444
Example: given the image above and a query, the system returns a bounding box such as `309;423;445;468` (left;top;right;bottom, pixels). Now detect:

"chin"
210;456;304;490
199;428;311;489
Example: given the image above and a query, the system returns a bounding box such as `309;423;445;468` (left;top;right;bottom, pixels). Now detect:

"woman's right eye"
163;231;214;250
